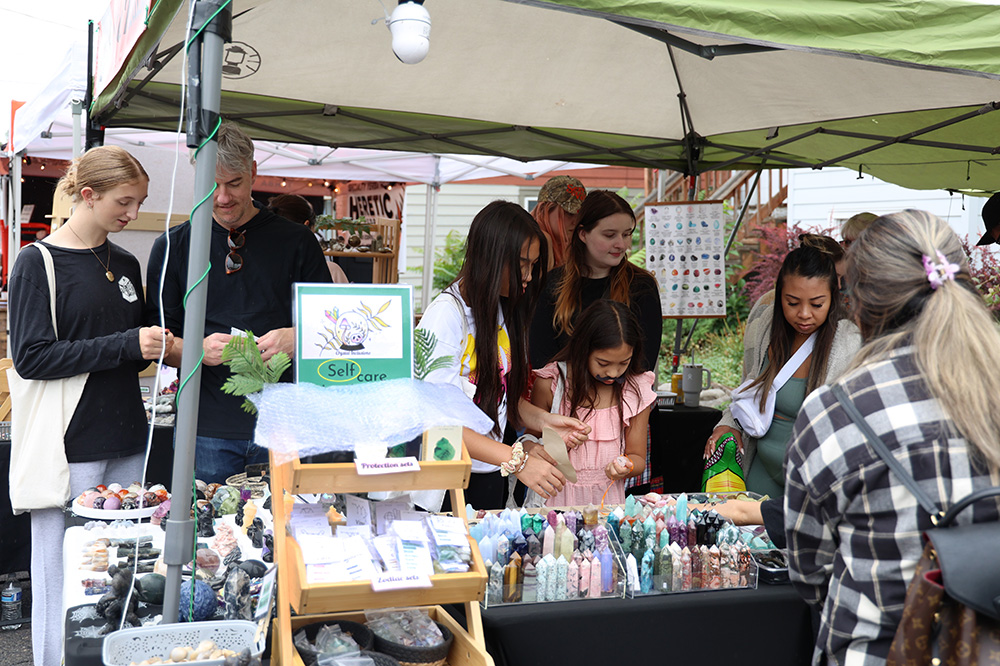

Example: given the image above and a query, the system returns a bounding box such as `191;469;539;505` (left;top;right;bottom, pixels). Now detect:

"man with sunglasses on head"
147;122;332;484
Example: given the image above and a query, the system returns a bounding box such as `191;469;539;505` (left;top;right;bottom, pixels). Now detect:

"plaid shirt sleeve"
783;347;1000;666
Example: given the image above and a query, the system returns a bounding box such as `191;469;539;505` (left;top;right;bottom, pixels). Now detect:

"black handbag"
831;385;1000;665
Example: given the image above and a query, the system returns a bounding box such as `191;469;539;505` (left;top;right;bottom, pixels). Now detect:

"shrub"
959;236;1000;318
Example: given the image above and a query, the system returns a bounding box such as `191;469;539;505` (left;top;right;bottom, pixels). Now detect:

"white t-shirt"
416;283;511;473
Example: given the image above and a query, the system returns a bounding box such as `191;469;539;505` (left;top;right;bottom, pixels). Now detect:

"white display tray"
70;502;159;520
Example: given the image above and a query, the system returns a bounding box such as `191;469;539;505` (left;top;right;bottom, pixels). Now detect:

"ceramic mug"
682;364;711;407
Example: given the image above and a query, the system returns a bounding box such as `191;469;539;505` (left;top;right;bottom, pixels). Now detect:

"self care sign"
294;283;414;386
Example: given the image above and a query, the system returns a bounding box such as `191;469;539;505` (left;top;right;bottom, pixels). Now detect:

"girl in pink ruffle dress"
530;300;656;506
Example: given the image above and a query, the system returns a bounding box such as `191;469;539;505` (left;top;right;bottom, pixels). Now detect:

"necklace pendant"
106;271;115;282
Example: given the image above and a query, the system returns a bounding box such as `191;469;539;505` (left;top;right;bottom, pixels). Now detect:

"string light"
334;186;340;193
324;181;331;187
280;180;287;187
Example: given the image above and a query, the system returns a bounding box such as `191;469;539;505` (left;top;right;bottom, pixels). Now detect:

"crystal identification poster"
645;202;727;318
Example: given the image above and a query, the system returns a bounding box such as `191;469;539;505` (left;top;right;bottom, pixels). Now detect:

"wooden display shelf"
284;532;487;614
275;446;472;496
269;442;487;666
271;605;495;666
322;218;400;283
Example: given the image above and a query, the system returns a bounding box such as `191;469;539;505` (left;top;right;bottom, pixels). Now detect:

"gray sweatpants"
30;454;144;666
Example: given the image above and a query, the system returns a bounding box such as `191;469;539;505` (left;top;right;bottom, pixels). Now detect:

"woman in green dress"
703;244;861;497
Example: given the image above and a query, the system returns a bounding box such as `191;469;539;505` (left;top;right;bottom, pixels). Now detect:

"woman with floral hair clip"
784;209;1000;665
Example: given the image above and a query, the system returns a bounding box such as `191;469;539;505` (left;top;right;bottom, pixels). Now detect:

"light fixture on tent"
280;180;287;187
385;1;430;65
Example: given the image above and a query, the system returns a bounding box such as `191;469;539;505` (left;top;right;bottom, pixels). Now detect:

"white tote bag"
7;243;89;514
729;333;815;438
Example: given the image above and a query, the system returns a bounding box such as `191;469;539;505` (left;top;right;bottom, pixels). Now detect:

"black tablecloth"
0;441;31;576
65;603;161;666
451;585;814;666
648;404;723;493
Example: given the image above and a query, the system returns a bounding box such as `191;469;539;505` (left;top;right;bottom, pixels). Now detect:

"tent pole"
71;101;83;158
420;156;441;312
161;0;231;625
725;168;762;257
10;153;22;272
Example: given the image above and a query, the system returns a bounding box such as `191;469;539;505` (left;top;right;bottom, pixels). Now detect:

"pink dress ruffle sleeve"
533;363;656;507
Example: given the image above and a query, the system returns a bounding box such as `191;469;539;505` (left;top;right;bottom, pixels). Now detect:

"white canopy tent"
6;41;602;297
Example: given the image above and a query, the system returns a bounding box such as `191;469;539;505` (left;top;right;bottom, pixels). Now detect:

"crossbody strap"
772;332;816;392
31;242;59;339
830;383;944;520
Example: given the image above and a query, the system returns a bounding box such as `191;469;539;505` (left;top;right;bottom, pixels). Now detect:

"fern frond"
222;374;264;398
263;352;292;383
221;331;264;376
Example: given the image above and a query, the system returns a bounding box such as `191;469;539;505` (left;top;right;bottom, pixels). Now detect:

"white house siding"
786;167;988;243
402;184;525;310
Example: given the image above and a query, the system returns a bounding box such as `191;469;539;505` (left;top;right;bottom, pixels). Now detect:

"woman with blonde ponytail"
9;145;173;666
784;209;1000;665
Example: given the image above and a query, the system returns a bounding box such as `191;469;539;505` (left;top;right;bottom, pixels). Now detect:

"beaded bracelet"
499;441;526;477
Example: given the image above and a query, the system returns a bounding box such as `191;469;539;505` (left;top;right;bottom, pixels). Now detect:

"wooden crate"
271;605;495;666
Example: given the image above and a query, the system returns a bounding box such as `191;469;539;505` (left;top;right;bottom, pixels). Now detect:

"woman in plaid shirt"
785;210;1000;665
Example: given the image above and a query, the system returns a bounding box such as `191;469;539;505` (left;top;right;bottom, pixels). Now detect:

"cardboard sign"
371;572;431;592
355;458;420;475
542;427;577;483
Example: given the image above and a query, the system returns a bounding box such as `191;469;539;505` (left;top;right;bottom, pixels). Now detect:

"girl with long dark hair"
417;200;589;509
531;300;655;506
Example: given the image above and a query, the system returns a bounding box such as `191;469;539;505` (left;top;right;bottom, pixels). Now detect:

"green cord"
186;0;233;52
193;118;222;160
175;117;222;405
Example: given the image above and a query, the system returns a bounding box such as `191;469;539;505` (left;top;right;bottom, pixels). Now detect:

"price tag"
371;572;432;592
355;457;420;475
254;566;277;620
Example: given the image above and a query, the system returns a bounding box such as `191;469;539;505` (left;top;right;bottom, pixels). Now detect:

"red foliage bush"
740;222;833;305
959;236;1000;318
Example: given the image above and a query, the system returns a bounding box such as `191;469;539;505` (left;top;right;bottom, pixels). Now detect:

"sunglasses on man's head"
226;228;245;274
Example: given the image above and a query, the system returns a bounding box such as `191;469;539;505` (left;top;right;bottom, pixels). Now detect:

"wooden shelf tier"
284;532;487;614
274;447;472;496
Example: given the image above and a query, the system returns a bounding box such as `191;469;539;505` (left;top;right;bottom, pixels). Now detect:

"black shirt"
529;265;663;371
8;242;148;463
146;204;332;439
